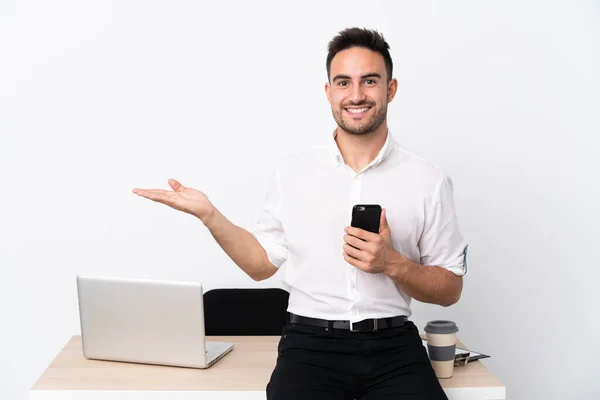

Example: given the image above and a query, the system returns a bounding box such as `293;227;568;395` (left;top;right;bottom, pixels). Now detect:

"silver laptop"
76;275;233;369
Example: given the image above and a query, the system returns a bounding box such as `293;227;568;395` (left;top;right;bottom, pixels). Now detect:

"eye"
364;79;377;85
337;80;349;87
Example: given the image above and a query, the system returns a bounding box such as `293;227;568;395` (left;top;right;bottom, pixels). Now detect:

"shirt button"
353;175;360;181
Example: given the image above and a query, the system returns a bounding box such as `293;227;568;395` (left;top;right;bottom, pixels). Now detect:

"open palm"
132;179;213;221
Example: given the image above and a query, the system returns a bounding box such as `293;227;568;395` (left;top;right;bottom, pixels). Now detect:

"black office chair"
203;288;290;335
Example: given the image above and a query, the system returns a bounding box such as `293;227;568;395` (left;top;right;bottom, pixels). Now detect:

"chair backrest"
203;288;289;335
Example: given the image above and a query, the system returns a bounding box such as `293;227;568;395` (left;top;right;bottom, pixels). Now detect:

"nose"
348;83;367;104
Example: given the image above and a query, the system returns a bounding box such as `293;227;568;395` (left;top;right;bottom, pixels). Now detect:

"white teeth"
346;107;369;114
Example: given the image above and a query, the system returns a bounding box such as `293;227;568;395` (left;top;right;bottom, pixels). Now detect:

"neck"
335;122;388;172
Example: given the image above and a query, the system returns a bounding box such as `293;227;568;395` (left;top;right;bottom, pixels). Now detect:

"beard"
332;101;387;136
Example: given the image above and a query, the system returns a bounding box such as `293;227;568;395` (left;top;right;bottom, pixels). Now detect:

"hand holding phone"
345;204;394;274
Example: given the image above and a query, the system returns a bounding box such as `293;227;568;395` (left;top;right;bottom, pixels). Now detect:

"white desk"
30;335;505;400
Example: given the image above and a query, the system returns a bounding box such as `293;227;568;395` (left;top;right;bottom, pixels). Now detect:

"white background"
1;1;599;399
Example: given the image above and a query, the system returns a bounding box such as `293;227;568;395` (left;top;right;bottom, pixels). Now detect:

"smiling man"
327;48;389;137
133;28;467;399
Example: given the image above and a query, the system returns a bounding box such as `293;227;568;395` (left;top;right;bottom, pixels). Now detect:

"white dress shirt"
252;130;468;322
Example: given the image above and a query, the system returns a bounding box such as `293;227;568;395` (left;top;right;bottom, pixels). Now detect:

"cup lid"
424;320;458;334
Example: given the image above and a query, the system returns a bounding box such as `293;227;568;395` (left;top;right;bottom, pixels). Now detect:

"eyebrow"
332;73;382;82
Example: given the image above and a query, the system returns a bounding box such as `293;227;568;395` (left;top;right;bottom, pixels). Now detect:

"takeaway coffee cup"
424;320;459;378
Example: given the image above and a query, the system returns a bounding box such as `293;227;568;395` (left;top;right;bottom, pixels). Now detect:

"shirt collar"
329;128;396;169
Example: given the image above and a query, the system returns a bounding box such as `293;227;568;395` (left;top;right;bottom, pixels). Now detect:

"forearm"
201;207;277;281
386;252;463;307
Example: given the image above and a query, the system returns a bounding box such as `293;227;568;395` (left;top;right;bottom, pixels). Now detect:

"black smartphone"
351;204;382;234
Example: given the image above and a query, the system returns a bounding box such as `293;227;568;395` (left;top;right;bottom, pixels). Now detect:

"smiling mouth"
344;106;372;117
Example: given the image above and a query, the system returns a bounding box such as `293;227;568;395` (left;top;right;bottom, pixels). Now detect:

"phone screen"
351;204;382;234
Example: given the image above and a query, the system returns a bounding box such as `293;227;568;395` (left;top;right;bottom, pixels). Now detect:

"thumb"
379;208;390;233
168;178;185;192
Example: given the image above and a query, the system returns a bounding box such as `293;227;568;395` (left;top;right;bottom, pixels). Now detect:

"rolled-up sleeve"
418;173;468;276
252;167;289;268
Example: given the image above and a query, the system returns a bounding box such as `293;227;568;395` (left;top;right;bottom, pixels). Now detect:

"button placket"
348;170;363;319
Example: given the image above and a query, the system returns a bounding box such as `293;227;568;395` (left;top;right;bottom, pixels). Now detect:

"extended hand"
342;208;400;274
132;179;215;223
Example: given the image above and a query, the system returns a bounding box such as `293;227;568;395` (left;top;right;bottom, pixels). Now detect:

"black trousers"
266;320;448;400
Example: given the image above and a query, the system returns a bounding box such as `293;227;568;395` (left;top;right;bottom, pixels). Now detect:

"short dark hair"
326;27;393;81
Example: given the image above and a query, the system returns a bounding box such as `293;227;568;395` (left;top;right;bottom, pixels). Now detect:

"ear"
387;78;398;103
325;82;332;104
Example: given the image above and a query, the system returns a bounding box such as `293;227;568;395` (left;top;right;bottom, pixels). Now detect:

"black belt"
289;313;408;332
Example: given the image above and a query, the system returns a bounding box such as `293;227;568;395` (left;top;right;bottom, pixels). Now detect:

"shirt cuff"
440;244;468;276
253;234;288;269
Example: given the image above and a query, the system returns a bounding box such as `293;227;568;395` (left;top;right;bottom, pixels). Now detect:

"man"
133;27;468;399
